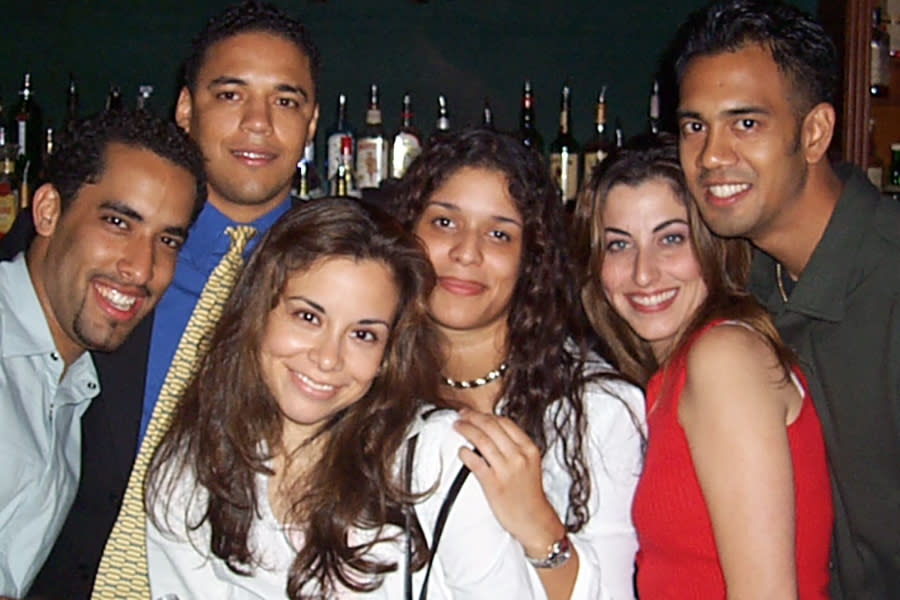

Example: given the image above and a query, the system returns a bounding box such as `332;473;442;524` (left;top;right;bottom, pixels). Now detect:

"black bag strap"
403;434;472;600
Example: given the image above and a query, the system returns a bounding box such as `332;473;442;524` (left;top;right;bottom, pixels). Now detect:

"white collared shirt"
0;252;99;597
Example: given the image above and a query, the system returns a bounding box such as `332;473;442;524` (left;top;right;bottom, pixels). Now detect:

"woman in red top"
574;135;832;599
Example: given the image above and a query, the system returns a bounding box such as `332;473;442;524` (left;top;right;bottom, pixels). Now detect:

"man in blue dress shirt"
0;110;205;598
22;3;321;598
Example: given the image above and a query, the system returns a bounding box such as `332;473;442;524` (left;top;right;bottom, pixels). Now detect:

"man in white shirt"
0;109;206;598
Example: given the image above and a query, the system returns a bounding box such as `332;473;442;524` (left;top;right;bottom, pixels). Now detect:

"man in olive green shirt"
673;1;900;597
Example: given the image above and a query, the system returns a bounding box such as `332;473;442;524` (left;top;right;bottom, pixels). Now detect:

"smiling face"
176;31;319;223
677;43;808;243
258;257;399;450
413;166;523;336
600;178;708;361
30;142;196;365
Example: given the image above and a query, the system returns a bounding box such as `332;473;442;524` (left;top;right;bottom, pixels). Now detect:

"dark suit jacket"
1;213;149;600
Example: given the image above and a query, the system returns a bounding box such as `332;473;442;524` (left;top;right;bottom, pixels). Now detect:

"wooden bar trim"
843;0;873;167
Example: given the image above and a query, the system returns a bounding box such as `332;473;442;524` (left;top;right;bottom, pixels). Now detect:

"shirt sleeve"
410;411;548;600
566;377;645;600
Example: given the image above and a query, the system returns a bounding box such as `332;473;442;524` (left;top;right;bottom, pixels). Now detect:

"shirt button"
50;352;59;360
87;382;98;390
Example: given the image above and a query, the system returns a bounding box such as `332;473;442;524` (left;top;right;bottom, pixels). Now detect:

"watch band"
526;534;572;569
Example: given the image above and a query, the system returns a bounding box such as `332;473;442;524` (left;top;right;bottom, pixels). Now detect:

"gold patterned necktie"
91;225;256;599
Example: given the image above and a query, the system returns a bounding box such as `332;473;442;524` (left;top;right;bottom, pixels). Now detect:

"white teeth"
708;183;750;198
294;371;334;392
235;151;269;159
96;285;137;311
630;289;676;306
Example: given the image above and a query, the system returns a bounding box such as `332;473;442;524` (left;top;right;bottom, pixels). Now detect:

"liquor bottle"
866;118;884;190
615;118;625;149
549;83;580;210
136;85;154;111
427;94;451;147
106;85;124;112
330;135;357;197
64;73;79;132
518;79;543;154
0;132;19;237
8;73;43;207
582;86;613;183
390;92;422;179
889;142;900;190
292;140;323;202
40;127;54;183
481;97;495;130
871;7;891;97
326;93;354;183
649;80;661;135
355;83;389;190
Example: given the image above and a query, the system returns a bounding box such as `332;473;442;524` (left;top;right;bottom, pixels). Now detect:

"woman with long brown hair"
393;128;645;600
575;135;832;598
145;198;545;599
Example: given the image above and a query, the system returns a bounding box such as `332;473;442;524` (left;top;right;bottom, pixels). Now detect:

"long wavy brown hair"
145;198;440;598
392;127;626;532
574;134;793;386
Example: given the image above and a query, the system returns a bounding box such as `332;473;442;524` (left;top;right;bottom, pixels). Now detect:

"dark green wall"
2;0;816;161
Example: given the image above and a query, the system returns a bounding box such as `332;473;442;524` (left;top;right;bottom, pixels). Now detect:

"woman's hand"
453;408;566;557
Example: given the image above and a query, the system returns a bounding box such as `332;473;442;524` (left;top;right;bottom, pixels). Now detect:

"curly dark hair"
146;198;440;598
47;108;206;222
574;133;793;385
673;0;838;116
392;127;602;531
183;0;321;100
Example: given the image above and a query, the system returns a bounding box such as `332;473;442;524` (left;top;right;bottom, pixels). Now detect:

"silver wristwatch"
526;534;572;569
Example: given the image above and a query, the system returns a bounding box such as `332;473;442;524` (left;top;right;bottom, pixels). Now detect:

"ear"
31;183;63;238
800;102;835;165
305;102;320;147
174;86;193;133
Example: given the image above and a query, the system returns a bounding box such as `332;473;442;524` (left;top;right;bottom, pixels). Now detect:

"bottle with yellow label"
0;132;20;238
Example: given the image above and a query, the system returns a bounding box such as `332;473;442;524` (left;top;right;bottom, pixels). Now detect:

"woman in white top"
144;199;546;599
392;129;645;600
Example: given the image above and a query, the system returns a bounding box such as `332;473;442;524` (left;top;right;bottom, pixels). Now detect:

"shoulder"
680;322;788;415
685;321;775;376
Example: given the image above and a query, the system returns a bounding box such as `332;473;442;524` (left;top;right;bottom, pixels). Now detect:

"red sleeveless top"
631;321;832;598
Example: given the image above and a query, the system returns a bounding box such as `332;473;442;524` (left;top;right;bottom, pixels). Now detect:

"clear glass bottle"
355;83;389;189
326;93;354;182
390;92;422;179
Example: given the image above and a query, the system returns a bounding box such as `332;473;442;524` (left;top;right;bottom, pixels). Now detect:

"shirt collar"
0;253;99;400
1;252;58;359
180;195;293;264
752;164;876;322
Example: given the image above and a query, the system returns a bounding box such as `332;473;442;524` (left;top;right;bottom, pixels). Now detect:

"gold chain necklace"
775;262;789;303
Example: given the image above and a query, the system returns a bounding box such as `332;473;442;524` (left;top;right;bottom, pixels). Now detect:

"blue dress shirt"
0;253;99;597
140;197;292;442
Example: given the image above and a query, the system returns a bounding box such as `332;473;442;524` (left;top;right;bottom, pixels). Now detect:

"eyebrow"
288;295;390;327
426;200;523;228
208;76;310;102
603;218;688;236
677;105;770;121
99;200;188;239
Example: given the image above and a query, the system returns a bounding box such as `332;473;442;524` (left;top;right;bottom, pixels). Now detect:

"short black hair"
674;0;838;113
183;1;321;99
48;109;207;223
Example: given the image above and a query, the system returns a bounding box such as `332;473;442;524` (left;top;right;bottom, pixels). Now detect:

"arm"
679;324;800;599
454;409;578;600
